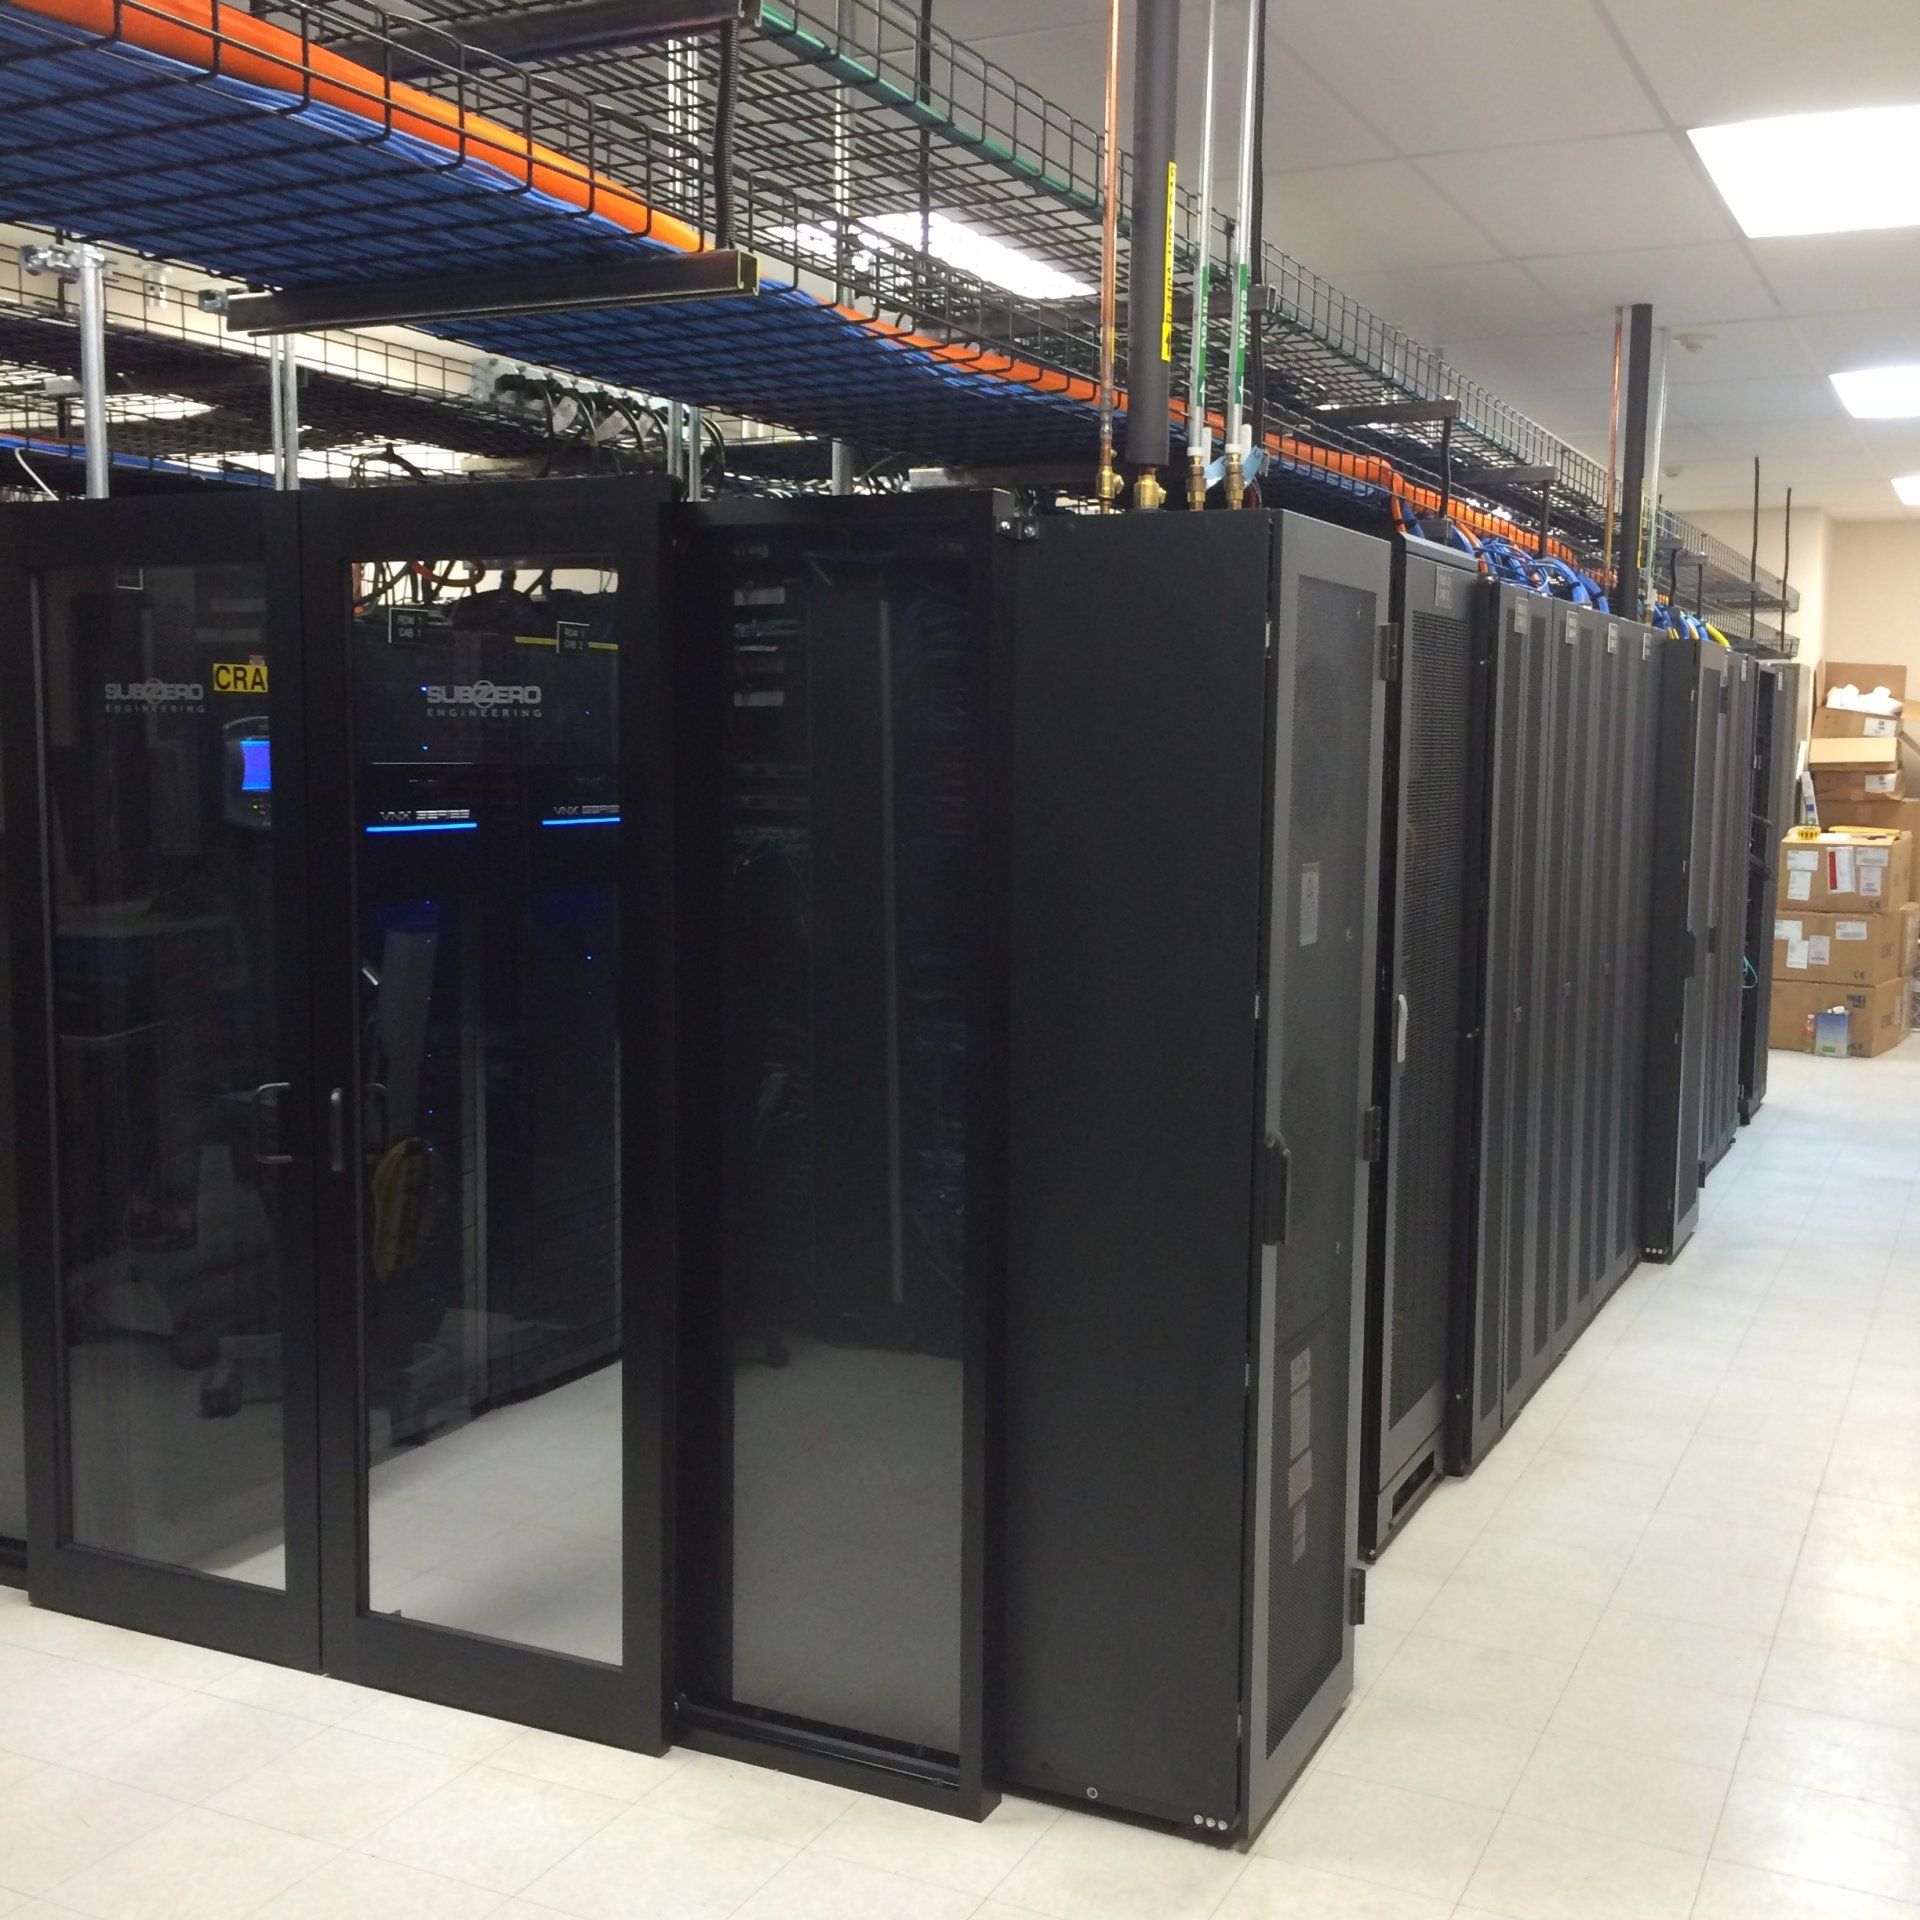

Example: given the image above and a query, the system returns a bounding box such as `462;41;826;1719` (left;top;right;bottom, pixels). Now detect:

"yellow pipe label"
1162;162;1177;363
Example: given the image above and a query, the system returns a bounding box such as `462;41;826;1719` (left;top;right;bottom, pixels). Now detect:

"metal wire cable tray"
0;0;1796;644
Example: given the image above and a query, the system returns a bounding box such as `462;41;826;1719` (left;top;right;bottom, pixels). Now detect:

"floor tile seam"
29;1797;341;1916
59;1698;333;1810
0;1627;241;1697
801;1791;1059;1904
1696;1494;1821;1893
356;1769;638;1906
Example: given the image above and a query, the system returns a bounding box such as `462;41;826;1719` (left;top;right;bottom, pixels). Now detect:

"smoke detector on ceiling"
1673;329;1718;354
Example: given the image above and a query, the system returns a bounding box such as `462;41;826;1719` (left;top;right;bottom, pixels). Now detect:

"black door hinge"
1376;620;1402;683
1261;1132;1291;1247
1349;1567;1367;1626
1361;1105;1385;1164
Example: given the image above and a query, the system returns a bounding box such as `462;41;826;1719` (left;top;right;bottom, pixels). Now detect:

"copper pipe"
1096;0;1122;512
1601;305;1623;593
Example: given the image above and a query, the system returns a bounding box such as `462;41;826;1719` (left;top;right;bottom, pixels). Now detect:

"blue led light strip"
540;815;621;827
365;821;478;835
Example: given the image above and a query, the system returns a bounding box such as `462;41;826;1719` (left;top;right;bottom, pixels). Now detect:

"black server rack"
1462;592;1660;1464
1006;508;1387;1840
1643;635;1734;1262
674;493;1003;1817
0;725;19;1561
1742;662;1803;1120
1360;540;1490;1555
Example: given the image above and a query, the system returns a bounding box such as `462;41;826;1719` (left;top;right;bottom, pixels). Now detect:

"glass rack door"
2;496;319;1662
302;481;671;1749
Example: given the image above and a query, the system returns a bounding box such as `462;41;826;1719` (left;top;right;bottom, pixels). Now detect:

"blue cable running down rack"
0;0;1414;505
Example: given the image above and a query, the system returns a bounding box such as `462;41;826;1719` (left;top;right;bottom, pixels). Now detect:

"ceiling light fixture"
1690;104;1920;238
1832;365;1920;419
772;211;1092;301
1894;473;1920;507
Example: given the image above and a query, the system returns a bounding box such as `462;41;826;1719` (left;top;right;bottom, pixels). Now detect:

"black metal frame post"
1615;303;1654;621
1125;0;1179;501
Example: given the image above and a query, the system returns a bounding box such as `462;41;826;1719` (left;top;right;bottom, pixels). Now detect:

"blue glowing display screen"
239;738;271;794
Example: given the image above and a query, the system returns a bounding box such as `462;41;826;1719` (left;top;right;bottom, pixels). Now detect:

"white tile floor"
5;1047;1920;1919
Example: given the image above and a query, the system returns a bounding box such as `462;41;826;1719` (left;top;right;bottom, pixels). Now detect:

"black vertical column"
1615;303;1654;621
1125;0;1179;478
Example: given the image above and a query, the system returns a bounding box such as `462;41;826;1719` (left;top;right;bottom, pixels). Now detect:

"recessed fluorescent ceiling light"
1833;365;1920;418
1894;474;1920;506
1690;104;1920;238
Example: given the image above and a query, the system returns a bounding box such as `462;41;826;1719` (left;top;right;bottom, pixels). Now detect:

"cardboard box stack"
1810;661;1914;809
1773;826;1919;1056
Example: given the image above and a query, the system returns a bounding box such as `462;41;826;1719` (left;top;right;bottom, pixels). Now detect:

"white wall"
1821;522;1920;703
1690;505;1831;732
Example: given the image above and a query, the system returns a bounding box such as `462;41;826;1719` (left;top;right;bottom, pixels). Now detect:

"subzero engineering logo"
104;677;204;713
423;681;543;718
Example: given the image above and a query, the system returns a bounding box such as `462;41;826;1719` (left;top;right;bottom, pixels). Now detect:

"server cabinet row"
0;486;1389;1845
1461;589;1660;1463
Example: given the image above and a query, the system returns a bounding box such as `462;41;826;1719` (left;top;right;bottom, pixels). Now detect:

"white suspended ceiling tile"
1751;231;1920;316
1663;375;1846;428
1794;306;1920;373
1597;0;1920;128
1261;160;1504;276
1271;0;1661;153
1441;327;1625;397
964;6;1391;178
1417;132;1737;257
1331;261;1570;344
932;1;1109;45
1658;318;1821;387
1517;242;1781;329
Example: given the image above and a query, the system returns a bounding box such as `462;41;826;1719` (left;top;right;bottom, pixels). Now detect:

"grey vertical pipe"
1640;327;1670;618
686;404;704;502
267;337;286;494
666;399;684;486
1125;0;1179;474
75;246;108;499
831;440;855;495
278;336;303;491
1615;302;1654;622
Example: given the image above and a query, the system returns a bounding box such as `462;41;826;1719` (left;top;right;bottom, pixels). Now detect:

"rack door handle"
328;1087;346;1174
1395;992;1410;1066
251;1082;292;1166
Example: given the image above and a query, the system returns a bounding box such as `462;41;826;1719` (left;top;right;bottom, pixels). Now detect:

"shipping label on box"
1779;830;1914;910
1771;904;1915;985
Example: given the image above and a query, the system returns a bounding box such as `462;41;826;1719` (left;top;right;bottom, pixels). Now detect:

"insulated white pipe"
1223;0;1260;504
76;246;108;499
1185;0;1219;504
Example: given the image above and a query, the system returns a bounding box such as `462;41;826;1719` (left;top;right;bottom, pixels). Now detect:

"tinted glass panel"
38;563;286;1583
705;529;977;1754
0;740;23;1545
351;559;623;1664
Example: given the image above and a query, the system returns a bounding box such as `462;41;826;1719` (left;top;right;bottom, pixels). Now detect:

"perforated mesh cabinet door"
1246;514;1388;1837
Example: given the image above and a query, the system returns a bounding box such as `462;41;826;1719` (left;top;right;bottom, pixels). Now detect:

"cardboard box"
1815;767;1908;804
1769;976;1912;1056
1779;828;1913;911
1818;659;1909;708
1809;735;1901;775
1773;905;1920;986
1813;709;1902;741
1822;800;1920;903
